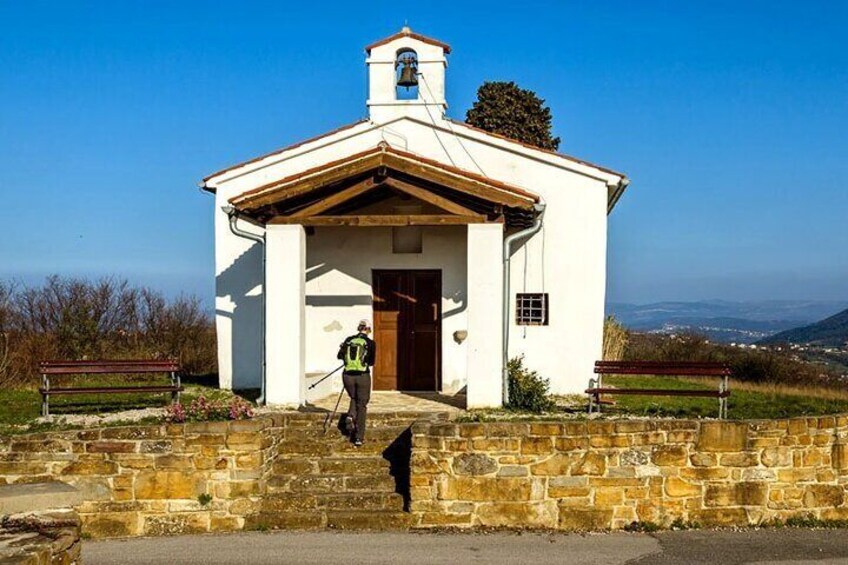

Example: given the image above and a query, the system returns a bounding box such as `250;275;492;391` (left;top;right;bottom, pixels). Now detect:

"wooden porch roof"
228;143;541;227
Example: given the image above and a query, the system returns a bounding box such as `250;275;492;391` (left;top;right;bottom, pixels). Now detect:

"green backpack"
343;336;369;372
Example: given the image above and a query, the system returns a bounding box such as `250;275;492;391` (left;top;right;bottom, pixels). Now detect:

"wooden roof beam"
382;177;479;216
267;214;491;227
289;177;380;218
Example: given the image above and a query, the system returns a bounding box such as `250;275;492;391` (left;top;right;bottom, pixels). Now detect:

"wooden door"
372;270;441;391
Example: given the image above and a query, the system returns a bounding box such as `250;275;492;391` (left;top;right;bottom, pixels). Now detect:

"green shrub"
506;356;555;413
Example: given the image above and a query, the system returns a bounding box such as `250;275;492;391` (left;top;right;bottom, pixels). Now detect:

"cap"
357;319;372;329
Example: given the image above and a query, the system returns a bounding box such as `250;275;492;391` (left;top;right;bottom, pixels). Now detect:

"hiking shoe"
354;439;363;447
343;415;355;436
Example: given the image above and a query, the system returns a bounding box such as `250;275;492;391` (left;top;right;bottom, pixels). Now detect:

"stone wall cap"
0;482;81;516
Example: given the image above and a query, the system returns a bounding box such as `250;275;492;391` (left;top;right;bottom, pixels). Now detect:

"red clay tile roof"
229;143;539;209
202;120;368;184
447;118;627;180
365;29;451;54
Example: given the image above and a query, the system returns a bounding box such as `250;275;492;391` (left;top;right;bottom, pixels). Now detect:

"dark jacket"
337;333;376;374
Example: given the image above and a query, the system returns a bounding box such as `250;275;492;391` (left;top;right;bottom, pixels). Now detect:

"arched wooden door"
372;270;441;391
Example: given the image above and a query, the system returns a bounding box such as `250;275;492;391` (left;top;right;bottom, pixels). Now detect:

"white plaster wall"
466;223;505;408
304;225;468;393
214;199;264;391
265;224;306;406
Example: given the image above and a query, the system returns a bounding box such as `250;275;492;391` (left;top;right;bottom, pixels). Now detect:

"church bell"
396;56;418;89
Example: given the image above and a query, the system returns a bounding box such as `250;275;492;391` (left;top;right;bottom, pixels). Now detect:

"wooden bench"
39;360;183;417
587;361;732;419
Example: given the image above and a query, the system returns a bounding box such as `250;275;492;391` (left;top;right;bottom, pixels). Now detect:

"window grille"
515;293;549;326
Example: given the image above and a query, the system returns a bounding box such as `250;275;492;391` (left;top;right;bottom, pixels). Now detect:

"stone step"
282;425;411;442
316;492;404;512
273;436;406;457
326;510;415;531
260;491;404;512
281;411;450;429
272;455;393;476
245;511;326;530
246;509;414;532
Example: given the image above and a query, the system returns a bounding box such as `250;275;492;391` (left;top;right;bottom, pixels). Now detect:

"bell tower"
365;27;450;123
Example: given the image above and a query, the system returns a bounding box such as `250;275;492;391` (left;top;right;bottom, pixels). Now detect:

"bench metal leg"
171;372;182;404
41;373;49;417
587;378;595;414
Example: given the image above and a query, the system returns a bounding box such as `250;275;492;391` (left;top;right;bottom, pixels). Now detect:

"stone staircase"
247;411;448;530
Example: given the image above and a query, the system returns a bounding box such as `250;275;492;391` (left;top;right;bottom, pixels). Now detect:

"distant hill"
608;300;848;344
759;308;848;346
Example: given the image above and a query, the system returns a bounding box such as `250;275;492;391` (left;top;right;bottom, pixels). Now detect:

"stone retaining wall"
0;508;81;564
4;414;848;536
410;417;848;529
0;416;284;538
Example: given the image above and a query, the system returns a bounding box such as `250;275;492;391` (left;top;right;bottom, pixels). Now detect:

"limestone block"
134;471;204;500
143;512;210;536
697;422;748;452
476;501;557;528
832;444;848;472
557;508;613;531
719;452;759;467
651;446;688;466
82;511;141;538
593;488;625;507
86;442;136;454
521;437;554;455
704;482;768;507
620;450;650;467
690;452;717;467
457;424;486;438
664;477;701;498
571;453;606;476
470;438;519;452
690;507;750;527
452;453;498;476
101;427;164;440
803;485;845;508
760;447;792;468
438;477;535;502
59;459;118;475
555;437;590;451
418;511;474;526
497;466;529;478
529;454;576;476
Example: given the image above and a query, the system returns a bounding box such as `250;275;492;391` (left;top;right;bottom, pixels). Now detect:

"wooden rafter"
381;153;533;209
267;214;492;227
289;177;379;218
230;145;540;214
236;152;383;210
382;177;479;216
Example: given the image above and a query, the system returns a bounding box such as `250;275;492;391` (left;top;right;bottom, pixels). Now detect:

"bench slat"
586;388;730;398
40;386;184;395
41;363;180;375
594;367;730;376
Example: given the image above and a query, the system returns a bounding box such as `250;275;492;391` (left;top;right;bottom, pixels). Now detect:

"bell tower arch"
365;27;450;123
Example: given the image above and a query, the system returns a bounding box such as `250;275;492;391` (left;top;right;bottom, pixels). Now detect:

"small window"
516;293;549;326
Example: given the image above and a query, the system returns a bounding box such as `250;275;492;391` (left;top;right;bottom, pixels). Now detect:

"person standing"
338;319;376;446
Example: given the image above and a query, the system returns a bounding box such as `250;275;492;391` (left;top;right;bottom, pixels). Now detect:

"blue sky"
1;1;846;305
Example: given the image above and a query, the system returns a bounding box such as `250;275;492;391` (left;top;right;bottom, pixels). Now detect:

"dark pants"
342;371;371;442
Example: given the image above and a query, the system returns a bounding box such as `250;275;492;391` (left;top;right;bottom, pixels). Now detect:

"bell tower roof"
365;26;451;54
365;27;450;123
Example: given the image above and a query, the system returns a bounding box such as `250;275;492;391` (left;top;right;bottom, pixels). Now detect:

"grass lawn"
0;374;247;436
599;375;848;420
461;376;848;422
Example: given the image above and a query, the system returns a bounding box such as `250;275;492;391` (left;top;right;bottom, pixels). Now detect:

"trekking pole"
323;385;346;434
308;364;344;390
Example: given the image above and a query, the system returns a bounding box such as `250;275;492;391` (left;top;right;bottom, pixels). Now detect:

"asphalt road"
85;529;848;564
